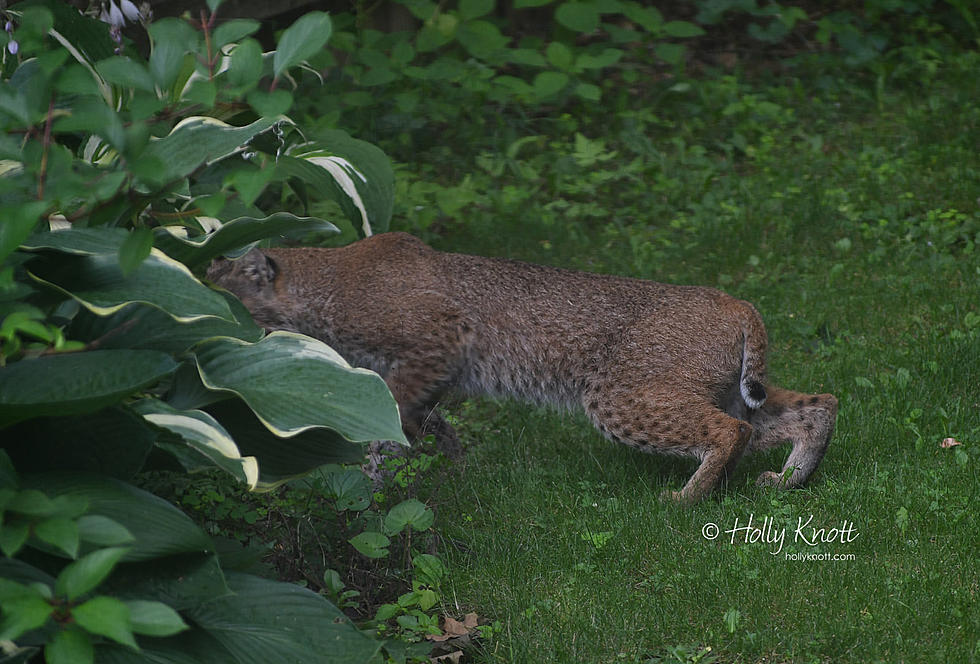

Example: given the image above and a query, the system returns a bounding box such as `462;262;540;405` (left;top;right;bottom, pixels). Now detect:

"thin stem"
36;96;54;200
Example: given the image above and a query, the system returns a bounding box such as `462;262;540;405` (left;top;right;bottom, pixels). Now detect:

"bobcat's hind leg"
583;389;753;504
748;387;837;488
670;410;753;503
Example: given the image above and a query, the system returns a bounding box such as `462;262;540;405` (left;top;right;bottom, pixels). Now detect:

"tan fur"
207;232;837;503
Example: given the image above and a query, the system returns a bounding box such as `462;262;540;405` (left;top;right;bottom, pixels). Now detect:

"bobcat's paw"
756;470;786;488
659;489;684;502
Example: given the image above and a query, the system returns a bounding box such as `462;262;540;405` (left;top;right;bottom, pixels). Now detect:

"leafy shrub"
0;1;417;662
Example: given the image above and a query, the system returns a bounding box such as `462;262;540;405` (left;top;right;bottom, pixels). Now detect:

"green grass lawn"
416;59;980;663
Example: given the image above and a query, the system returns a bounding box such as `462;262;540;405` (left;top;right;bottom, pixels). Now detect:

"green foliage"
0;1;410;661
142;460;446;654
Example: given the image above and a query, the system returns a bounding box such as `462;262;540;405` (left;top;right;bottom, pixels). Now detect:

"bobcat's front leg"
382;307;473;459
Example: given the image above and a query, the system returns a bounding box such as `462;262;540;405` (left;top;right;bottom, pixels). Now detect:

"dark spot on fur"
795;399;805;408
622;429;633;439
810;395;820;405
589;400;599;411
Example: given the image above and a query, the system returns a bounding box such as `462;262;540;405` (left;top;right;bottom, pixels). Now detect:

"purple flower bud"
7;40;18;55
4;21;13;33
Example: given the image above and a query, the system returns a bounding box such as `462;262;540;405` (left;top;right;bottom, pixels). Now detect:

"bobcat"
207;232;837;503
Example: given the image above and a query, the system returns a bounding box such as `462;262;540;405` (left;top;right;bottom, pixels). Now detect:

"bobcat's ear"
239;249;278;287
207;249;278;289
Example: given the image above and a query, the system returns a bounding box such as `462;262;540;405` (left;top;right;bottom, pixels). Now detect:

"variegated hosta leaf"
0;350;176;428
138;116;285;189
22;228;234;323
152;212;339;270
132;399;259;490
283;129;394;237
193;332;407;444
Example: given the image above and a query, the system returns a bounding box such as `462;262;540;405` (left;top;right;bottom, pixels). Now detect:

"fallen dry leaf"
941;437;962;448
426;613;480;642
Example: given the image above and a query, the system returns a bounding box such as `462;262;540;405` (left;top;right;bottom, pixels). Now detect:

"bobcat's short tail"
738;302;768;410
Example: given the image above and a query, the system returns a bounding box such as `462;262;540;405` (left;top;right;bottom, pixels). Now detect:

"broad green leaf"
663;20;706;38
77;515;135;548
26;249;235;322
68;293;260;355
96;56;155;93
225;39;263;89
193;332;406;443
124;600;189;637
3;407;157;480
282;129;394;236
100;553;229;612
152;212;339;270
204;399;365;489
555;1;600;32
186;572;382;664
42;0;117;63
313;466;371;511
574;82;601;100
117;228;153;277
533;70;570;98
133;398;259;489
46;629;94;664
181;77;216;107
460;0;495;20
349;532;390;559
7;489;55;516
457;20;509;59
0;451;15;488
621;3;662;32
34;517;80;558
0;585;53;640
55;547;129;600
22;227;129;256
22;474;213;562
413;553;447;586
148;18;198;89
273;12;333;79
72;596;138;649
0;202;45;264
225;164;275;208
655;42;686;65
212;19;260;49
0;521;29;557
246;89;293;117
383;499;434;535
139;116;282;189
0;557;57;588
575;47;623;69
0;351;176;427
546;41;574;69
